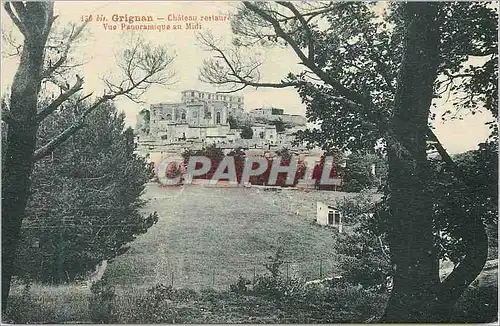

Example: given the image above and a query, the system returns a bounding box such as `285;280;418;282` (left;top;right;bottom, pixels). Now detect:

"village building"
251;124;278;145
316;201;343;232
249;106;307;126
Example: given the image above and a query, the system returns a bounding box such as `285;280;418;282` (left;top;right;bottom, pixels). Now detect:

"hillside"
103;184;358;289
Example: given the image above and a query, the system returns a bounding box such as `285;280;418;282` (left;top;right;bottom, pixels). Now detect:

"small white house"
316;201;342;232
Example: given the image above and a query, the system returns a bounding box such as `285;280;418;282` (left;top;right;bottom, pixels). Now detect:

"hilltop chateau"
134;90;309;163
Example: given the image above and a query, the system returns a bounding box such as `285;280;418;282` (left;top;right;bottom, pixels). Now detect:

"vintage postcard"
1;1;498;324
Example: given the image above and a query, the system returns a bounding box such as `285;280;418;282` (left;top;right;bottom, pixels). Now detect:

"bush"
452;284;498;323
133;284;202;323
3;282;56;323
89;279;116;323
230;276;252;294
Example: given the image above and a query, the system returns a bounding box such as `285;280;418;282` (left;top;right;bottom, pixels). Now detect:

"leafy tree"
271;108;283;115
137;109;151;134
240;125;254;139
14;100;158;283
430;140;498;266
2;2;175;307
334;193;391;291
343;153;387;192
270;118;287;133
198;2;497;321
228;115;239;129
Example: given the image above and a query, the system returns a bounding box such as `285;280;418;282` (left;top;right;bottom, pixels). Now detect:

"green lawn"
104;184;358;289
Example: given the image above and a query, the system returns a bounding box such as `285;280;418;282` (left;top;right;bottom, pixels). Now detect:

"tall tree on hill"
1;1;175;309
198;2;497;321
15;100;158;283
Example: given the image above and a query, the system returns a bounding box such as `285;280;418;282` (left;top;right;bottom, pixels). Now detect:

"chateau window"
216;111;221;124
259;132;264;139
193;111;198;118
181;112;186;120
166;114;172;120
191;91;194;96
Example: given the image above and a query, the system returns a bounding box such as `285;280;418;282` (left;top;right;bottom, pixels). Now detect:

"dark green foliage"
15;100;158;283
227;115;239;129
181;144;224;180
270;119;287;133
294;2;498;151
430;140;498;263
334;193;391;290
240;125;253;139
2;283;46;324
137;109;150;134
452;278;498;323
342;152;387;192
134;284;202;323
271;108;284;115
230;276;251;294
436;3;498;124
293;3;400;152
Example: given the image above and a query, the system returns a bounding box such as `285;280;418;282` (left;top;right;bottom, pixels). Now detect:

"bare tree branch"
42;20;89;80
277;2;315;60
36;74;84;123
198;31;302;92
1;29;22;57
3;2;29;37
34;39;176;160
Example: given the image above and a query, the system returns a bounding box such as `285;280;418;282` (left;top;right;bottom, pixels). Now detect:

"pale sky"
1;1;495;154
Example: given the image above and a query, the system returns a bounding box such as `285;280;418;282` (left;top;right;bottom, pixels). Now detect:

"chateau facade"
149;101;231;144
135;90;308;164
181;89;244;116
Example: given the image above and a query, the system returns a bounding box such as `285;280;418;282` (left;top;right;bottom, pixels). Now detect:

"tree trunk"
2;38;45;311
381;2;442;322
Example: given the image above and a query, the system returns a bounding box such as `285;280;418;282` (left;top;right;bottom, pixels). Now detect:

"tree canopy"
15;99;158;283
198;2;498;321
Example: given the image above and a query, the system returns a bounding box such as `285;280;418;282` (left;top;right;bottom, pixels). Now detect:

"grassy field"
104;183;359;290
6;184;497;323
